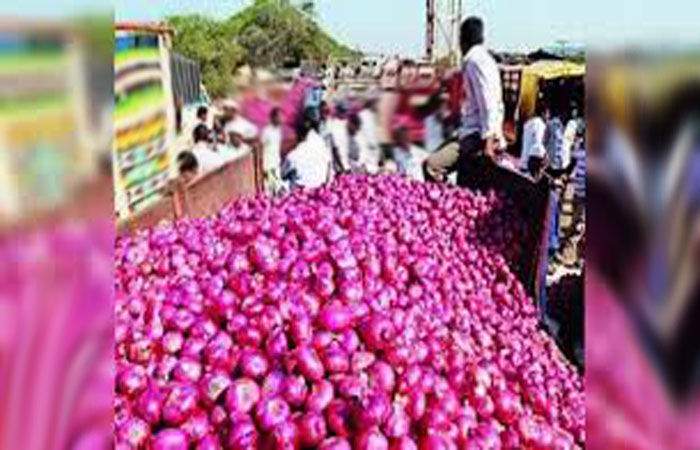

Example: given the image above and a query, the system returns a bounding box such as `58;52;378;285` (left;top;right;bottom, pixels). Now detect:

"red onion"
296;412;327;447
227;418;259;450
351;351;376;372
196;434;222;450
322;349;350;374
325;399;351;437
282;374;308;407
115;175;584;449
355;427;389;450
225;378;260;415
296;346;325;381
306;379;334;411
268;420;299;450
417;435;451;450
152;428;189;450
318;437;352;450
255;396;291;431
368;361;395;393
117;417;150;448
317;302;354;331
383;403;410;437
389;437;418;450
135;387;163;425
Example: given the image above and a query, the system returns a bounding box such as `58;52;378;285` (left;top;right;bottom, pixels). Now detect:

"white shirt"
261;125;283;172
333;124;378;174
520;116;547;169
546;118;570;170
424;113;445;153
393;144;430;181
459;45;505;144
358;108;380;150
562;119;579;161
284;130;332;189
217;143;249;163
225;115;258;140
192;142;224;174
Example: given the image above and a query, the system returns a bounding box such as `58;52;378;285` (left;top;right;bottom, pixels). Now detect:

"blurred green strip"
0;51;67;75
0;94;68;119
114;84;165;120
114;47;160;66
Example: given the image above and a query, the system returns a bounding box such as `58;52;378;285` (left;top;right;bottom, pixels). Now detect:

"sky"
23;0;699;56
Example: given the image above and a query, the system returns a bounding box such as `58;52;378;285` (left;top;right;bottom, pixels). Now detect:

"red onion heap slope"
115;175;584;450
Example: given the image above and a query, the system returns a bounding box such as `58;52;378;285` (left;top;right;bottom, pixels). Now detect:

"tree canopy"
167;0;359;98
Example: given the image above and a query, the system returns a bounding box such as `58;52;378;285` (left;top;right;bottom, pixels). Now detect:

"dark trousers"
424;133;485;186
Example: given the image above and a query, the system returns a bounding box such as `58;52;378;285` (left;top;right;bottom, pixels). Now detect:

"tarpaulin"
519;60;585;121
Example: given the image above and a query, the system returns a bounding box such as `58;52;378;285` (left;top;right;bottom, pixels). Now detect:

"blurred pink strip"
586;269;700;449
0;221;113;450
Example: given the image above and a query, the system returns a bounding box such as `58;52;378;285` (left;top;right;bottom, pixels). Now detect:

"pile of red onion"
115;175;584;449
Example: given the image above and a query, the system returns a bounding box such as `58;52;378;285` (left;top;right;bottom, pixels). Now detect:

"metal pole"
426;0;435;61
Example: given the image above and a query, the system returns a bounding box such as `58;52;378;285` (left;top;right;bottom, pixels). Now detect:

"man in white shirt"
425;16;505;188
391;125;430;182
520;101;549;176
343;113;378;173
261;107;284;194
191;124;224;174
223;99;259;143
219;131;250;163
562;108;581;165
282;107;332;190
358;98;380;156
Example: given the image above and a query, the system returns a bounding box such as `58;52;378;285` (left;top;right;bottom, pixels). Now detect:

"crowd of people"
175;16;585;281
176;100;273;182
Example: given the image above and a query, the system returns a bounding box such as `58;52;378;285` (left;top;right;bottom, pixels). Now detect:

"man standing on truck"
261;107;284;195
424;16;505;188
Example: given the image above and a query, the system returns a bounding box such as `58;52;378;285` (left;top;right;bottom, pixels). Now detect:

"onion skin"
355;428;389;450
152;428;189;450
318;437;352;450
227;418;259;450
325;400;352;437
296;346;325;381
255;397;291;431
226;378;261;416
368;361;395;393
317;303;354;332
281;375;308;407
296;412;327;447
197;434;222;450
306;380;334;412
389;437;418;450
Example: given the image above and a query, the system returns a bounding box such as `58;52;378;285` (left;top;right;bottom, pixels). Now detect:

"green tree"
166;0;360;98
167;15;245;98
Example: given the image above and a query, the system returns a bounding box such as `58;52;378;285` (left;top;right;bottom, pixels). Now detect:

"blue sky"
26;0;695;56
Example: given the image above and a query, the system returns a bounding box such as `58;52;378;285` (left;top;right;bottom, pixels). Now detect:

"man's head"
527;156;546;178
197;106;208;122
460;16;484;55
364;98;378;112
535;99;550;120
320;101;330;121
270;107;282;126
193;124;210;144
335;101;349;119
347;113;361;136
178;151;199;182
394;126;410;149
223;99;239;120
